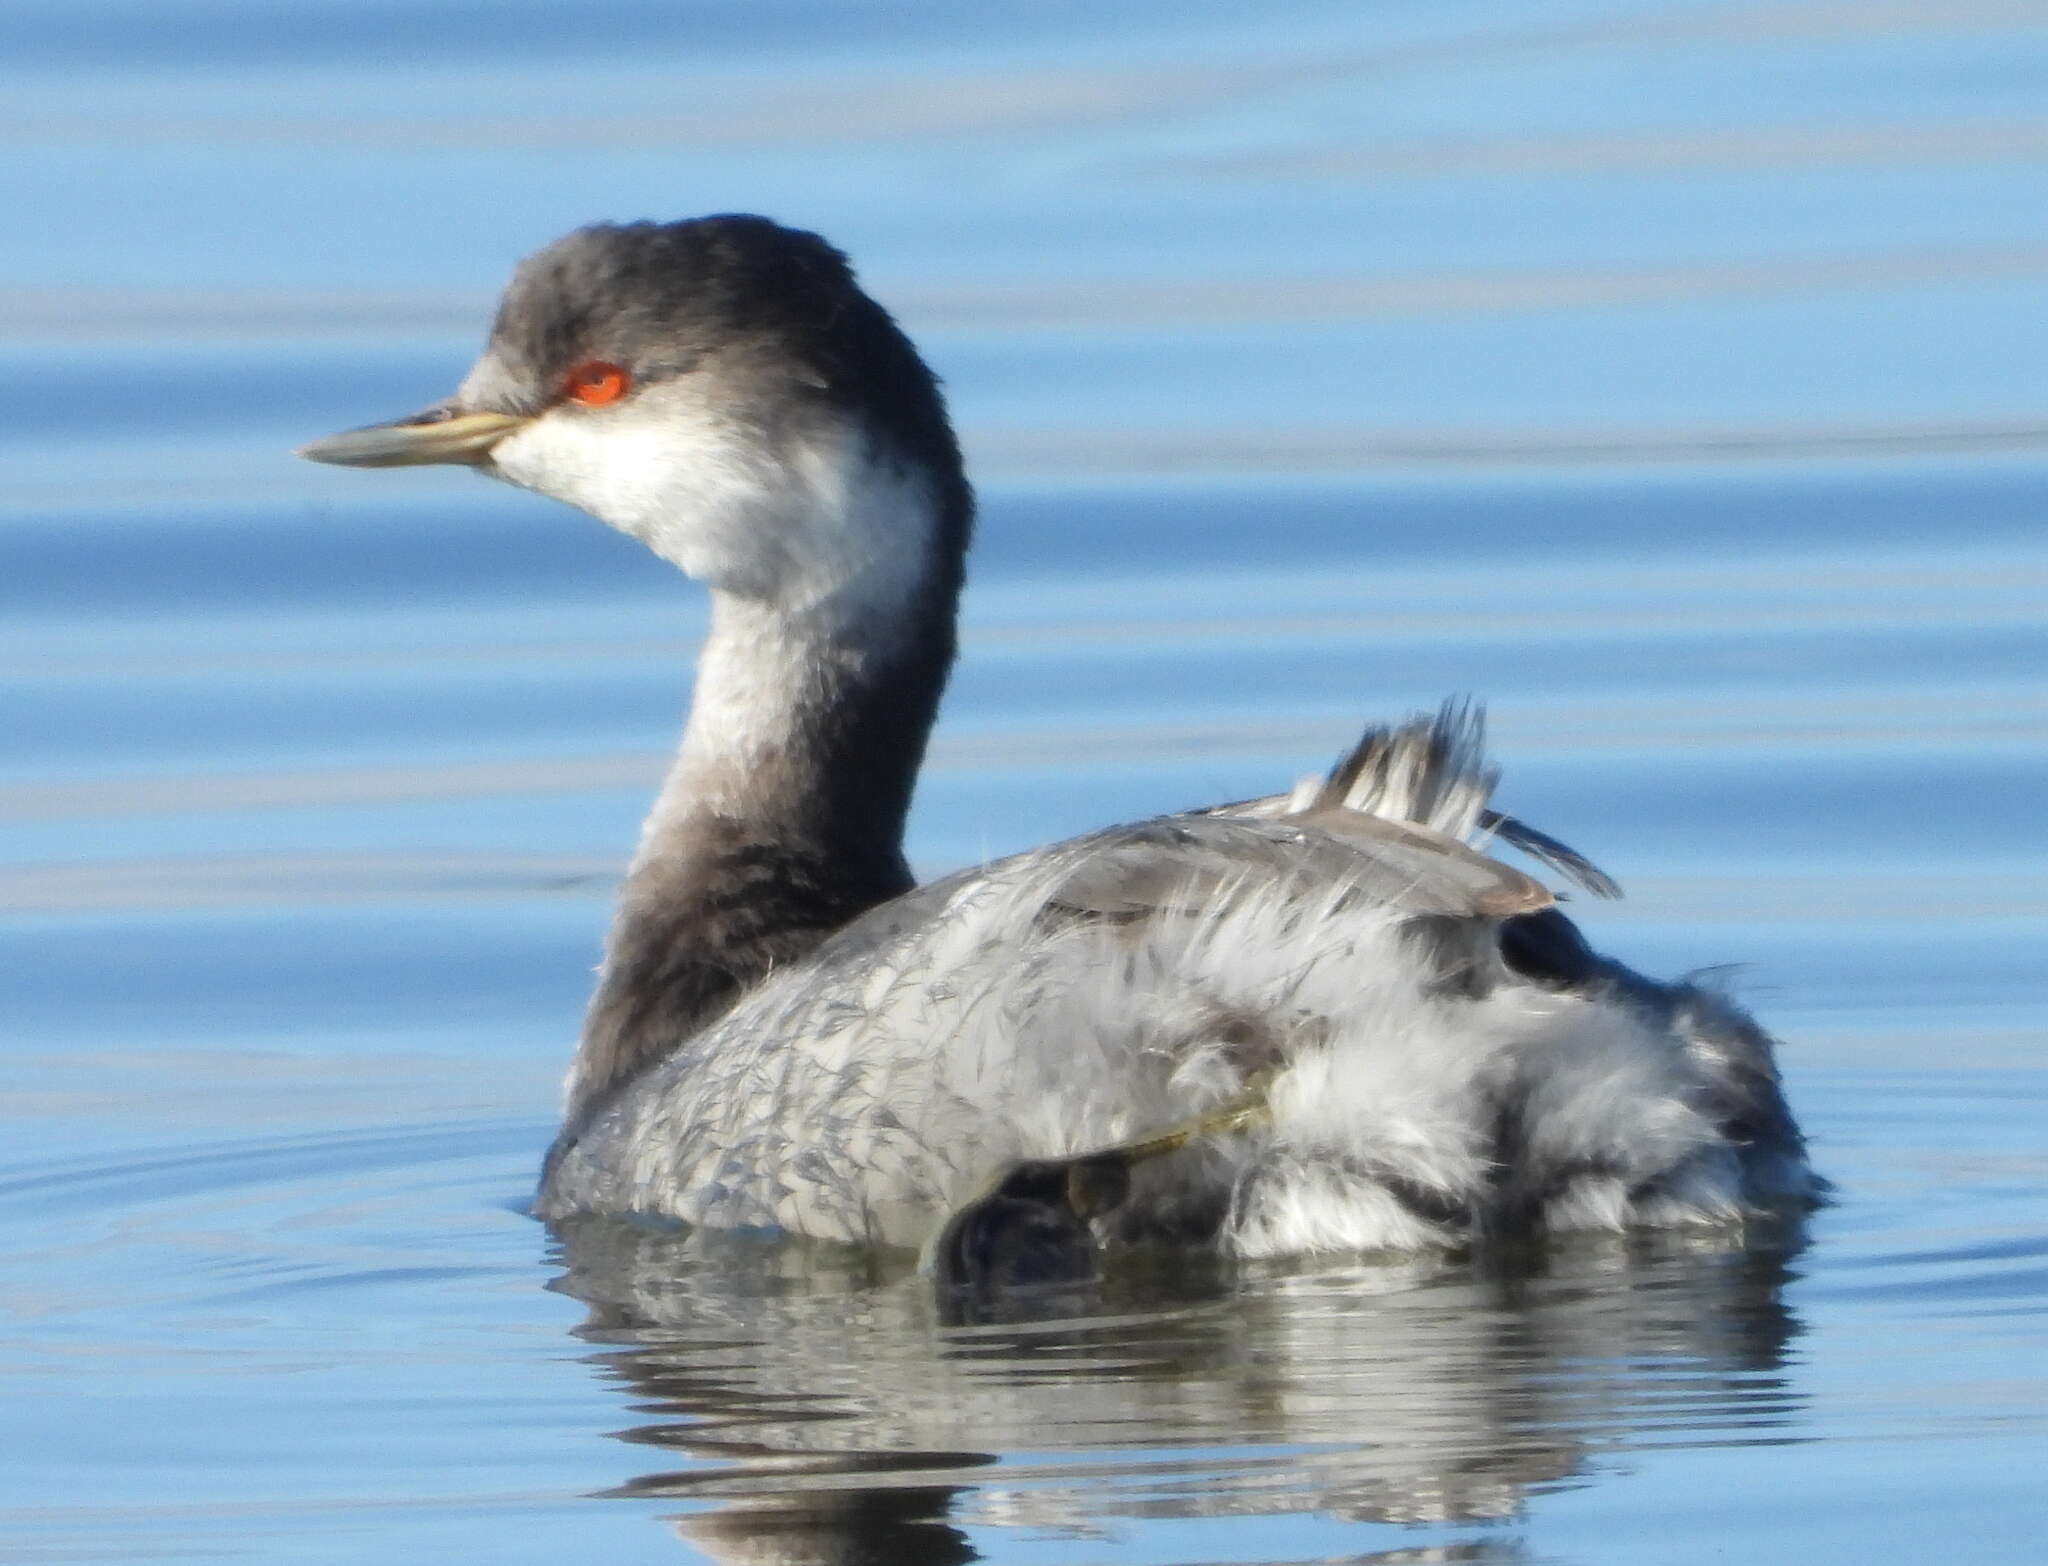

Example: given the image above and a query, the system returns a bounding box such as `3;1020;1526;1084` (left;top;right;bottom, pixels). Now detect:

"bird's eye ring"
563;360;631;407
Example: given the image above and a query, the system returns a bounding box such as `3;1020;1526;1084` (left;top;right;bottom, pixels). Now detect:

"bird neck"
654;586;950;892
562;485;964;1125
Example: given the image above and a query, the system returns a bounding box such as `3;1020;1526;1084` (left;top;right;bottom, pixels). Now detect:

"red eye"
563;360;631;406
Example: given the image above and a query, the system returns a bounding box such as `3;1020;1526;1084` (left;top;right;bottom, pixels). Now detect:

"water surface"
3;3;2046;1562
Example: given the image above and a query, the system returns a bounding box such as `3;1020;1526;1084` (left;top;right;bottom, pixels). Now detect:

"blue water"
4;3;2046;1562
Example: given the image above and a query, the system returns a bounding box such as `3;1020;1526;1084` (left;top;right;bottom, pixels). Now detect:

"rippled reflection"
550;1218;1809;1562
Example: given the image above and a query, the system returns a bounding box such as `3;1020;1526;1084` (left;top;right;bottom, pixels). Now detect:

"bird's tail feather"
1289;699;1621;900
1287;698;1494;839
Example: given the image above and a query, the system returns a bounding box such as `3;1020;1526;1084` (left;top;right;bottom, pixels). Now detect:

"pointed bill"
298;409;530;468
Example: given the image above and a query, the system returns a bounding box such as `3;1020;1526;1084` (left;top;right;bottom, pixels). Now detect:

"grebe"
301;215;1816;1282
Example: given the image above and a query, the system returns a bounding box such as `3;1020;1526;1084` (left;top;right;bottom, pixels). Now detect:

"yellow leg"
1098;1070;1277;1168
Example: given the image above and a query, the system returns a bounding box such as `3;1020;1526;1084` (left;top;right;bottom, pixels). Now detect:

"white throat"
652;594;865;831
485;378;939;634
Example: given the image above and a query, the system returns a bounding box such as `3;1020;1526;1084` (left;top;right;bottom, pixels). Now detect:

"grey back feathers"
539;695;1818;1247
1221;701;1621;903
1067;706;1555;927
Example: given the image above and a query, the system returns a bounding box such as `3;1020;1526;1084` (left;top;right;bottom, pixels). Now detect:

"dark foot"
928;1155;1131;1294
928;1077;1276;1297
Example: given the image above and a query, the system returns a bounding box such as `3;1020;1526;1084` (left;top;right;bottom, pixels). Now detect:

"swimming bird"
300;214;1818;1279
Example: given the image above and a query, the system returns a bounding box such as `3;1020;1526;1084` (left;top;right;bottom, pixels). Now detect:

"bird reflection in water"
548;1217;1810;1563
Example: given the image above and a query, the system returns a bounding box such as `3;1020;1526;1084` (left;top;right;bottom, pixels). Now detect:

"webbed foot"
927;1075;1276;1296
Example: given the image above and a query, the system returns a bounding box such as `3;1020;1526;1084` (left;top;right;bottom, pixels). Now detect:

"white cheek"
485;386;938;633
491;401;782;592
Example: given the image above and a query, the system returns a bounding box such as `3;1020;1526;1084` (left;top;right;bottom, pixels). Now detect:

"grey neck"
559;559;958;1128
